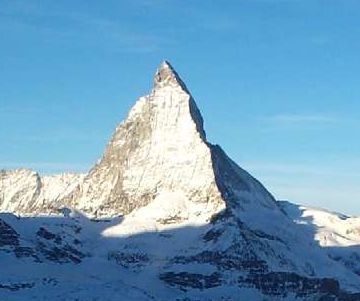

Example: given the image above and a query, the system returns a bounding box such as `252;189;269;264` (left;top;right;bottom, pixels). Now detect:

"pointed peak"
159;60;172;70
154;60;189;92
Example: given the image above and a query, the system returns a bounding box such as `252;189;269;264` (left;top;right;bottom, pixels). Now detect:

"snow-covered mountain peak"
128;61;205;139
63;62;221;217
154;60;189;92
1;62;277;220
60;62;283;224
2;62;360;300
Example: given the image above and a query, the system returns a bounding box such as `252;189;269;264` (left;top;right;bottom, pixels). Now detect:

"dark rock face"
108;251;149;269
0;218;38;259
37;227;57;240
338;292;360;301
157;216;184;225
159;272;222;290
14;246;35;258
238;272;340;298
37;241;84;264
209;144;277;210
1;216;84;264
0;282;35;291
172;251;268;274
202;228;224;242
35;226;85;264
0;218;19;247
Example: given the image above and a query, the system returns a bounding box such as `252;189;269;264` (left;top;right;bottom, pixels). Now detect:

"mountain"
1;61;360;301
0;169;84;215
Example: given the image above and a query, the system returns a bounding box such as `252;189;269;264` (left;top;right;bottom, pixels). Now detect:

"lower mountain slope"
1;205;360;301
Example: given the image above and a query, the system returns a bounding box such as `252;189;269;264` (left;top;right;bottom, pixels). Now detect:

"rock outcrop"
57;61;277;219
0;169;84;215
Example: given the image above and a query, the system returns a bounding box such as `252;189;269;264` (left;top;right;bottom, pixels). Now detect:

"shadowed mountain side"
1;212;360;301
209;144;278;211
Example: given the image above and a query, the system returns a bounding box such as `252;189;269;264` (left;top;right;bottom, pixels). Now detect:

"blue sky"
1;0;360;214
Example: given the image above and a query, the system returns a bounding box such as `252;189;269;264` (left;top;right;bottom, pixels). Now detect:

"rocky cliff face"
63;61;223;217
1;62;279;221
1;62;360;301
0;169;84;215
58;60;277;220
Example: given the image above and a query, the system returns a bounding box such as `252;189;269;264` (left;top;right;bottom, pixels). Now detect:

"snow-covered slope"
0;169;84;215
1;205;360;301
280;201;360;279
1;61;360;300
280;201;360;248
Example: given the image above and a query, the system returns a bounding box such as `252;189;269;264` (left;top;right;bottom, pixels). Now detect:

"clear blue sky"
1;0;359;214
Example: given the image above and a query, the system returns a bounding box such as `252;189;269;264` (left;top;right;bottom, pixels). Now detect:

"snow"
102;190;218;239
280;201;360;248
1;61;360;300
0;169;84;215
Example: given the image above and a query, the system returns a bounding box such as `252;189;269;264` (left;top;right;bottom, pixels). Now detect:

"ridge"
154;60;190;93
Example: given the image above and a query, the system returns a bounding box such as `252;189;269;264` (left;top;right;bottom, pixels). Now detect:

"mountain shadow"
1;211;360;301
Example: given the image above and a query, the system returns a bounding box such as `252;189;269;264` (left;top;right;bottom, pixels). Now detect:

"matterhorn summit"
1;62;360;301
59;60;278;220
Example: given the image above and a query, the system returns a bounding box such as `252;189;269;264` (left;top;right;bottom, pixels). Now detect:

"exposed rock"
0;218;19;247
238;272;340;297
159;272;222;290
172;250;268;273
0;282;35;291
108;251;149;269
0;169;84;215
